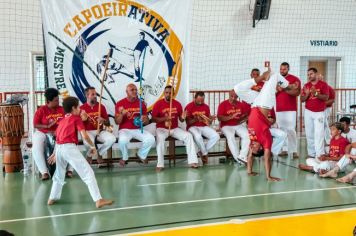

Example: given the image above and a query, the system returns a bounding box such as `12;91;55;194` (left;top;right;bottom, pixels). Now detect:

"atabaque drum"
0;104;24;173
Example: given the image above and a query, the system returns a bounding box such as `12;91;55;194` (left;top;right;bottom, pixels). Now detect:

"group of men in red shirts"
33;62;355;187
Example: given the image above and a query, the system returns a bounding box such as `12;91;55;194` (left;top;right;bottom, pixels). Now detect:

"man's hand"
47;153;56;165
47;119;57;129
96;117;106;125
319;155;329;161
118;106;127;115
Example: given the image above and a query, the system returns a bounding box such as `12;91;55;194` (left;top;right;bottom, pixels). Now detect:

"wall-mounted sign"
310;40;338;46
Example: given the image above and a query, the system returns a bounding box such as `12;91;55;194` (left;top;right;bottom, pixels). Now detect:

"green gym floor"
0;138;355;236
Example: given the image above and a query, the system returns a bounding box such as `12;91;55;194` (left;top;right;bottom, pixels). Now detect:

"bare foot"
248;172;259;176
201;155;208;165
86;155;93;164
267;176;282;182
96;199;114;208
156;167;164;172
41;173;50;181
298;164;313;172
278;151;288;157
96;155;104;164
66;171;73;178
47;199;56;205
336;175;353;183
320;169;338;178
292;153;299;159
119;160;126;167
318;169;328;175
190;163;199;169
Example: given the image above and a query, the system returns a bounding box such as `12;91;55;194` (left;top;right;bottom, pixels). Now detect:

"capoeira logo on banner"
42;0;189;115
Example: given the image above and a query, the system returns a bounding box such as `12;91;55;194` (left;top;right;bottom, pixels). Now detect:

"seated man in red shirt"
217;90;251;164
47;96;113;208
80;87;116;165
33;88;72;180
152;85;199;171
115;84;155;166
299;122;349;174
185;91;220;165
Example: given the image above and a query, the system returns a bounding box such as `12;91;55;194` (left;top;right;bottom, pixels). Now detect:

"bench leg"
168;139;176;167
107;147;113;169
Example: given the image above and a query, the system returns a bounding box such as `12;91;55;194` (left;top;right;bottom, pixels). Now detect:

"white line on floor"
0;185;355;224
137;180;202;186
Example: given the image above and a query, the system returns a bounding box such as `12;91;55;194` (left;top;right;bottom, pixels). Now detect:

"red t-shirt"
248;107;273;149
276;74;301;112
152;99;182;129
251;81;265;92
56;114;85;145
302;80;329;112
185;102;211;129
217;100;251;127
115;98;147;130
328;136;349;160
326;85;335;108
33;105;65;133
80;103;109;131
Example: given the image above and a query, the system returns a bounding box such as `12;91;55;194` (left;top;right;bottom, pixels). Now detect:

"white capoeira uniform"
185;102;219;156
302;80;329;158
332;148;356;172
152;98;198;168
324;106;332;144
234;73;288;155
83;130;116;157
118;129;155;161
156;128;198;168
49;144;102;201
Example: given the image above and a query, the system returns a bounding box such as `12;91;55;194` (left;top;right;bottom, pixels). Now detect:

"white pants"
324;107;332;144
304;109;326;157
118;129;155;160
83;130;116;157
32;131;72;174
156;128;198;168
188;126;220;156
306;158;337;172
253;73;289;109
221;124;250;161
336;148;356;171
276;111;297;153
270;127;287;155
49;144;102;202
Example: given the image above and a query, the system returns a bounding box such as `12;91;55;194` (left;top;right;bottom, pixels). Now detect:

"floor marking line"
137;180;202;186
0;185;355;224
124;207;356;235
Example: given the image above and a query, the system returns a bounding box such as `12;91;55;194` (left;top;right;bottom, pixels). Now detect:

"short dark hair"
63;96;79;114
280;62;290;69
339;116;351;125
44;88;59;102
252;149;264;157
139;32;145;38
194;91;205;99
165;85;172;90
251;68;260;74
330;122;344;133
84;86;96;95
308;67;318;73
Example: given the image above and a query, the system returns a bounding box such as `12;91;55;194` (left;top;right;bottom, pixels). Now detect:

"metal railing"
0;89;354;134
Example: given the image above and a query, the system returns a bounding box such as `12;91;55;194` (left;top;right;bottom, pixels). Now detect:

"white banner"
41;0;192;117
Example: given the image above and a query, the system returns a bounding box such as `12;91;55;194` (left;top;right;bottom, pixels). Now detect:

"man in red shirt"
80;87;116;165
299;122;349;174
301;68;330;159
115;84;155;166
47;96;113;208
152;85;199;171
247;70;297;181
33;88;72;180
185;91;219;165
317;74;336;145
217;90;251;164
276;62;301;158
